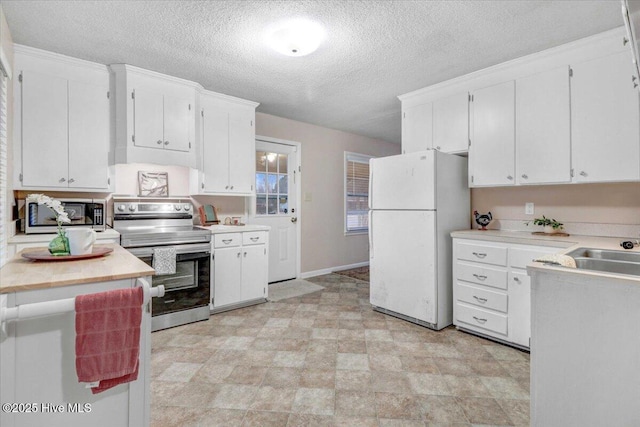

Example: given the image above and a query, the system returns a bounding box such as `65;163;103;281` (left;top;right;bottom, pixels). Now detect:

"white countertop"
9;228;120;244
451;229;640;283
198;224;270;234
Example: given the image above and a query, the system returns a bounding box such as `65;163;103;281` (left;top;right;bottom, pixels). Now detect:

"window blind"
0;72;8;267
345;153;371;233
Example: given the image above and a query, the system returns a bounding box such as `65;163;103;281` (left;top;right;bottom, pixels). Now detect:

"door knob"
291;217;298;223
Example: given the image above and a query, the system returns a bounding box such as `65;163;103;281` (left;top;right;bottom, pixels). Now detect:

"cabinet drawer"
457;282;507;312
457;242;507;266
242;231;267;246
456;261;508;290
509;246;558;269
214;233;241;248
456;302;508;335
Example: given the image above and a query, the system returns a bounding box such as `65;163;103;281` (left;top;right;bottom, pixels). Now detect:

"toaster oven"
25;198;106;234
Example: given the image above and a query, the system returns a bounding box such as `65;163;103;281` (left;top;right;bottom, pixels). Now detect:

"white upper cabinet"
15;46;111;191
516;66;571;185
433;92;469;153
111;64;197;168
195;91;258;195
470;81;515;187
570;50;640;183
401;102;432;154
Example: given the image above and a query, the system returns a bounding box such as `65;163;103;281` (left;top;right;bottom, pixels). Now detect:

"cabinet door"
228;106;255;193
241;245;267;301
402;102;433;154
163;94;192;152
508;270;530;348
133;88;164;149
433;92;469;153
470;81;515;186
516;67;571;185
68;80;109;189
21;70;69;187
213;247;242;307
571;51;640;182
201;106;230;193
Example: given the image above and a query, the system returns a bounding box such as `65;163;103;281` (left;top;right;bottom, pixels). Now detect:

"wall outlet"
525;202;535;215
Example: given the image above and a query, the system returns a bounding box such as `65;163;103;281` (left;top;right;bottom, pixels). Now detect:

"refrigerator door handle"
369;210;373;259
368;161;374;209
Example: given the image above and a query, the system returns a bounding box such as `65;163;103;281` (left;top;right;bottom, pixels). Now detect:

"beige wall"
1;5;14;249
256;112;400;274
472;182;640;226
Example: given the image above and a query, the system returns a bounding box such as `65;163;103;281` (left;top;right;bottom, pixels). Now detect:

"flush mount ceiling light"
266;19;325;57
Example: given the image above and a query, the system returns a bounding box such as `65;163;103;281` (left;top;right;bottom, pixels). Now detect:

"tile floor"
150;274;530;426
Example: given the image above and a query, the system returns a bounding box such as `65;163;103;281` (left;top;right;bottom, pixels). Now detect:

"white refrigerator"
369;149;469;330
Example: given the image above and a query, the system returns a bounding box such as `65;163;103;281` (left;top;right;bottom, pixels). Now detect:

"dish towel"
153;247;176;275
75;287;143;394
534;254;577;268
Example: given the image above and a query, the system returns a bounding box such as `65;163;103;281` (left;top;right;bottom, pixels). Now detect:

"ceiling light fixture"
266;19;325;57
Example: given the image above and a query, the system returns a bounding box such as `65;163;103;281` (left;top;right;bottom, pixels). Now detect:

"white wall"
256;112;400;275
1;5;14;243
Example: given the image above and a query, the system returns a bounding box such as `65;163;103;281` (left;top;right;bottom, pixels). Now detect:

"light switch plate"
304;192;312;202
525;202;535;215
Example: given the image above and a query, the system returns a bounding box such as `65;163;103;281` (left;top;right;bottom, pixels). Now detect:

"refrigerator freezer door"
369;210;437;324
370;150;436;210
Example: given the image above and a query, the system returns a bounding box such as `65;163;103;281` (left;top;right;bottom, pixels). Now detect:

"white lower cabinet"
211;231;268;311
452;238;558;349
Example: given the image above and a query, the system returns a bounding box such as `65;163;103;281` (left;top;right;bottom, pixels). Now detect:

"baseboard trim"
301;261;369;279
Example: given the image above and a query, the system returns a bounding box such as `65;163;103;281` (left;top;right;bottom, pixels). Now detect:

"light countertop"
451;229;640;283
198;224;270;234
9;228;120;244
0;244;154;294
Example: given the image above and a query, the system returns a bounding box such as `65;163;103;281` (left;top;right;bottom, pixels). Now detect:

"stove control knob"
174;204;182;211
117;204;126;212
183;204;191;211
128;205;136;212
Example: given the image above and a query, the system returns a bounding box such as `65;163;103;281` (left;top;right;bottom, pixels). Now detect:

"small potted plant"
526;215;564;234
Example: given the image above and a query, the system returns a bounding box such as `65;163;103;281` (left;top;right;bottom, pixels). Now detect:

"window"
0;69;8;267
256;150;289;215
344;152;372;234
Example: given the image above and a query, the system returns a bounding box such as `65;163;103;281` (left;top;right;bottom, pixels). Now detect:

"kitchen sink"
565;247;640;276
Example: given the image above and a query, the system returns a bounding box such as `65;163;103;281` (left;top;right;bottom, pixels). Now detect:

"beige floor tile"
416;395;468;423
304;352;337;370
250;386;297;412
273;351;307;368
406;372;451;395
497;398;530;425
442;375;489;398
286;413;333;427
456;396;514;425
188;408;247;427
371;371;411;393
157;362;203;382
400;356;440;374
262;367;302;388
335;390;376;417
377;419;426;427
291;388;335;416
479;376;530;399
335;370;372;390
336;353;370;371
338;339;367;353
242;410;290;427
365;329;394;342
369;354;403;371
209;384;259;409
333;416;379;427
299;369;335;389
432;358;474;376
224;365;268;385
375;392;422;419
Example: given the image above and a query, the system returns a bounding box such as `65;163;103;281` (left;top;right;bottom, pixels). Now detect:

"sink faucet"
620;240;640;250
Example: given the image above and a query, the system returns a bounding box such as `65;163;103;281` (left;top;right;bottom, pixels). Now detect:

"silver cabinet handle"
473;296;488;303
164;140;170;145
230;186;234;190
237;252;241;257
225;186;229;189
472;252;487;258
250;237;259;242
243;252;247;257
201;183;204;189
164;299;176;304
513;276;521;283
59;177;66;183
436;146;441;150
507;175;513;180
68;178;75;183
521;174;528;179
157;140;163;145
579;171;587;177
472;274;487;281
472;316;487;324
222;239;232;244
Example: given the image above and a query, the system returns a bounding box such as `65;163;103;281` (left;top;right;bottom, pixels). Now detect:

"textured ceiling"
2;1;624;144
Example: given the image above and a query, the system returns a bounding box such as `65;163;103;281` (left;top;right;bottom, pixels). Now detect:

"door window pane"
278;175;288;194
268;196;278;214
256;173;266;193
266;152;277;172
278;154;288;173
279;196;288;214
267;174;278;193
256;196;267;215
256;151;267;173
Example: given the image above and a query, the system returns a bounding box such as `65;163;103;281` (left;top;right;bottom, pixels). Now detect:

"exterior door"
252;139;299;283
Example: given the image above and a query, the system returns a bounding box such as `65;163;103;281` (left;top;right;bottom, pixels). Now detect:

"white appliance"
369;149;469;330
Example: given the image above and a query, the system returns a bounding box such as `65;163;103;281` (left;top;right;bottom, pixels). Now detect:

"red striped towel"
75;287;143;394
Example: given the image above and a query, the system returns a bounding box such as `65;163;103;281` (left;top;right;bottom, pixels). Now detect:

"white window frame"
344;152;373;235
0;55;10;267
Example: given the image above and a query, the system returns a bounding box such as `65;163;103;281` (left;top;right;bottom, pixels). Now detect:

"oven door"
127;243;211;316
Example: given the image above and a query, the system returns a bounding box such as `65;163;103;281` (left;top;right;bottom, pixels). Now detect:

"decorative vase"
48;226;70;256
543;225;557;234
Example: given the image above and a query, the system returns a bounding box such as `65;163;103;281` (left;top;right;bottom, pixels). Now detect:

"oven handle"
126;243;211;258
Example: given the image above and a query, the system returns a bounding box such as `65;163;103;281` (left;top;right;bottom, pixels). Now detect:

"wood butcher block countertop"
0;244;155;293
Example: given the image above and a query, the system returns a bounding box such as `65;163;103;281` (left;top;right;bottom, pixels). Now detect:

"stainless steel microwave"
25;198;106;234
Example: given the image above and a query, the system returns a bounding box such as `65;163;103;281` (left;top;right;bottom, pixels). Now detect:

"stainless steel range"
113;200;211;332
